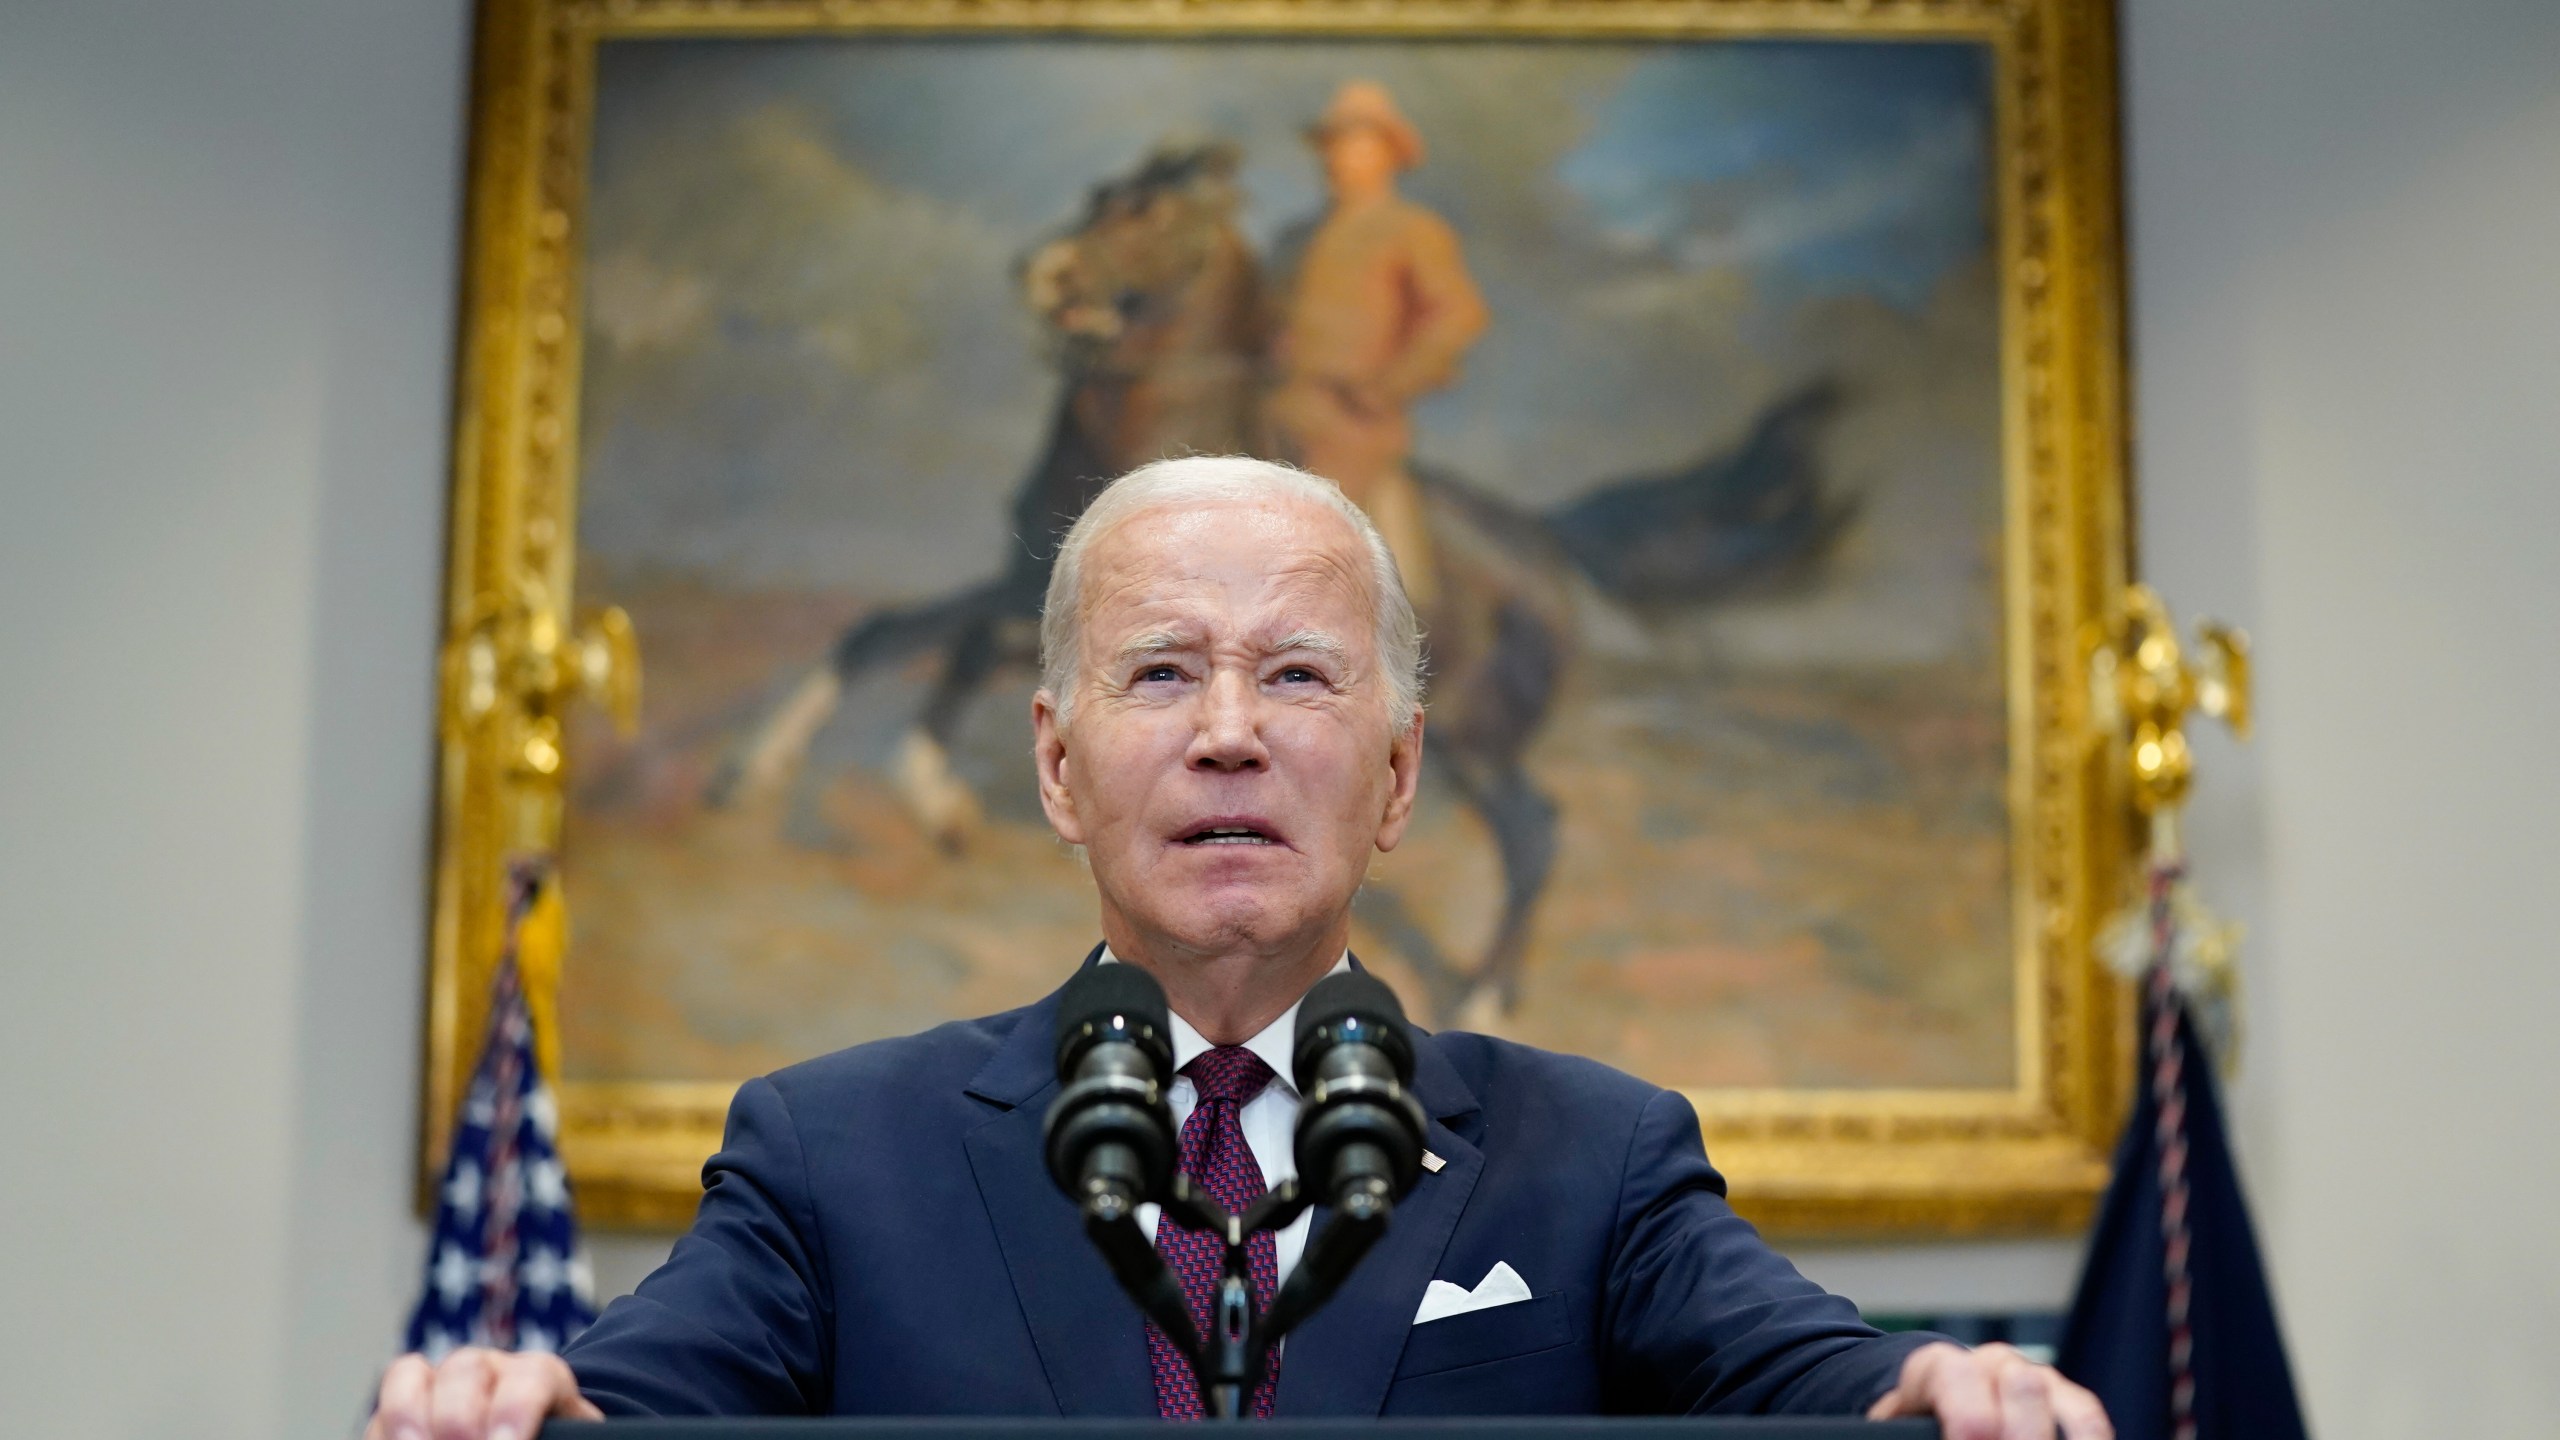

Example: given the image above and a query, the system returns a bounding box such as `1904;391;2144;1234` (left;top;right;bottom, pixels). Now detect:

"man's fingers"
1995;1355;2056;1440
370;1353;435;1440
1932;1360;2005;1440
1871;1341;2116;1440
429;1348;498;1440
484;1353;587;1440
366;1348;597;1440
1873;1342;2003;1440
2049;1371;2115;1440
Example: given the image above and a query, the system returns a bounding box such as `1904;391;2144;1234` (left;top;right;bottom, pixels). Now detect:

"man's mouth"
1178;821;1283;847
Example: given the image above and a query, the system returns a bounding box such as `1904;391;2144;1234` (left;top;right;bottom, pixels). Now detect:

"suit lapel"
962;951;1155;1417
963;949;1484;1419
1271;1034;1484;1417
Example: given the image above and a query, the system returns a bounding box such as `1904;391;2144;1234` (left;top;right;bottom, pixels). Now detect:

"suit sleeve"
1602;1089;1941;1414
563;1076;834;1415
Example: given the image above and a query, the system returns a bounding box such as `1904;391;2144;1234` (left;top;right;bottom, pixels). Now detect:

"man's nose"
1187;667;1270;772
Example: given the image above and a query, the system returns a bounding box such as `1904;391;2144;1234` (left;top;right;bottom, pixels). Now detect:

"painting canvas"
560;36;2010;1094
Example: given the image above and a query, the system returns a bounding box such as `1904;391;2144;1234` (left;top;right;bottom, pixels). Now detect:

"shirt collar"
1099;948;1352;1096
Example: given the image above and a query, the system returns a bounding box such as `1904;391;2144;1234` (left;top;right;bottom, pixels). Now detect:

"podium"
551;1421;1937;1439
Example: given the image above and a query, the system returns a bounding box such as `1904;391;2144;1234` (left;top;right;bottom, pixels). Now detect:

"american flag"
404;863;597;1359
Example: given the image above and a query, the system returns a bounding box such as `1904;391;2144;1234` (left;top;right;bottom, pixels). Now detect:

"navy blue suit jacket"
564;957;1933;1417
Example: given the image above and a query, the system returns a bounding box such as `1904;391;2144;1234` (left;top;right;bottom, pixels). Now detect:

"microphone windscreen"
1053;962;1173;1076
1293;970;1415;1086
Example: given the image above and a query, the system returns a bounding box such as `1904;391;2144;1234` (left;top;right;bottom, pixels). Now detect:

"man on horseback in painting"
707;120;1851;1035
1266;81;1489;610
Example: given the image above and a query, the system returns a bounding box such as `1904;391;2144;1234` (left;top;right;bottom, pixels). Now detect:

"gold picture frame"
426;0;2136;1237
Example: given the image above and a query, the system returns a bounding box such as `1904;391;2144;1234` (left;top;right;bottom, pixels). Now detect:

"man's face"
1033;496;1423;963
1318;126;1400;200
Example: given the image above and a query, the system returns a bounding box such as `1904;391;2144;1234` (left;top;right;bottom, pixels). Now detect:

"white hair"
1039;455;1426;731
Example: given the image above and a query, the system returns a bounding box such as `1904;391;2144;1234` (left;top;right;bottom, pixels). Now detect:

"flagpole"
2141;859;2198;1440
413;574;638;1360
2068;583;2303;1440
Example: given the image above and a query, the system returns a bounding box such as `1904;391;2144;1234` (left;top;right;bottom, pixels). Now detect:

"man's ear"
1031;689;1085;845
1373;710;1426;853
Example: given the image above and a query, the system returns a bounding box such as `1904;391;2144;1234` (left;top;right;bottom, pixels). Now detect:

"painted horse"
704;144;1262;839
706;142;1851;1027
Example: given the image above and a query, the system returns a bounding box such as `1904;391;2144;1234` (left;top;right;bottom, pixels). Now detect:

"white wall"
0;3;469;1438
1;1;2554;1438
2122;2;2560;1436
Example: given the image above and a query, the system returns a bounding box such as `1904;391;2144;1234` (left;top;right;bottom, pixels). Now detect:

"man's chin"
1131;892;1327;960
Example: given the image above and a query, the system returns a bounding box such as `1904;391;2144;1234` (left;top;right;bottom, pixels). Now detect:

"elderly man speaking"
371;457;2108;1440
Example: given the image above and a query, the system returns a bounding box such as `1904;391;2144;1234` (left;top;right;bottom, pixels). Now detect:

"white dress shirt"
1100;950;1351;1287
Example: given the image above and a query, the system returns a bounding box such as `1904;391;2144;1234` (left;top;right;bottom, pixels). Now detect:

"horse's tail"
1543;378;1855;608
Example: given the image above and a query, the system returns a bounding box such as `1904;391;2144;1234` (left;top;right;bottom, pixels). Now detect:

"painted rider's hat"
1307;80;1426;170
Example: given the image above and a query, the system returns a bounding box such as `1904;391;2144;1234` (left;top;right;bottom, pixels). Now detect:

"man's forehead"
1111;617;1349;659
1080;500;1374;638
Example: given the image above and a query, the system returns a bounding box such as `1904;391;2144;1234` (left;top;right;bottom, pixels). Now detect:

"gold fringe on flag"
509;858;571;1090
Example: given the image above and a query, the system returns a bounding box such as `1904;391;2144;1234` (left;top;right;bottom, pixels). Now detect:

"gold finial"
2089;583;2251;819
442;574;642;852
2088;583;2254;1072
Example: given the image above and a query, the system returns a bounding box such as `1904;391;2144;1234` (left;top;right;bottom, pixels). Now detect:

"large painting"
428;0;2136;1236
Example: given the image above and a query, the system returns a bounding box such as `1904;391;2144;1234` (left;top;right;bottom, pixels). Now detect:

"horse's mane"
1079;140;1241;220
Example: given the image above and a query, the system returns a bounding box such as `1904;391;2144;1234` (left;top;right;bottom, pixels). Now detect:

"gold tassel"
514;867;570;1088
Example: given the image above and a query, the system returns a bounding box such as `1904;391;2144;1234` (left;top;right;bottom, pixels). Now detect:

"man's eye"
1275;666;1322;684
1136;665;1183;683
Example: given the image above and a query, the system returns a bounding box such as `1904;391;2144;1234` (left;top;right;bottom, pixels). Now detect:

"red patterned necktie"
1146;1045;1283;1419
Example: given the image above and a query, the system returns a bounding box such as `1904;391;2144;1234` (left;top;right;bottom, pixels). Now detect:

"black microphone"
1291;971;1427;1222
1042;964;1178;1224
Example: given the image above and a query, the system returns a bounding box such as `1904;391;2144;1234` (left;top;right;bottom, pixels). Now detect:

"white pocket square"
1412;1261;1532;1325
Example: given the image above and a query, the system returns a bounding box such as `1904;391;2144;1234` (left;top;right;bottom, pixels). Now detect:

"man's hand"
1867;1341;2111;1440
365;1347;602;1440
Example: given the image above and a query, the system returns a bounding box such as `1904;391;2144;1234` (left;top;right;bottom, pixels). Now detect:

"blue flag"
2059;954;2308;1440
405;864;598;1358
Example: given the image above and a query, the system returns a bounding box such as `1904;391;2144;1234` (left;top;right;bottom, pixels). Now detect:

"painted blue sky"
1559;44;1990;308
578;36;1998;640
594;37;1987;309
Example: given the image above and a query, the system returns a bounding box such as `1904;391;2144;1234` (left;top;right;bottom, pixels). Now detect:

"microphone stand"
1076;1174;1395;1420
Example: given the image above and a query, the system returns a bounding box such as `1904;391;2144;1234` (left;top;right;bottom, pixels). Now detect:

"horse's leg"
890;612;1006;852
705;584;994;810
1449;758;1562;1032
1353;879;1472;1023
1440;592;1569;1030
710;667;845;810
